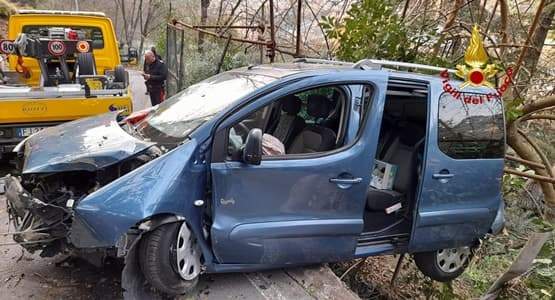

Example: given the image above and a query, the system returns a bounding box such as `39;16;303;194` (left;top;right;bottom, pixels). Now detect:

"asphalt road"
129;70;151;111
0;71;358;299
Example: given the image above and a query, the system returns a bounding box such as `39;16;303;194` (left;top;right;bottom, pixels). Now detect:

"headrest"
280;95;302;115
397;120;425;146
307;94;332;118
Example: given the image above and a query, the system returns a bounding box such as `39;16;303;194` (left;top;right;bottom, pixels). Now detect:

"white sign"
48;40;66;56
0;40;15;54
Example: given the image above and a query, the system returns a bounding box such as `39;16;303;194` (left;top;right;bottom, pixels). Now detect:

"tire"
413;246;472;282
114;64;128;86
139;222;201;296
76;52;96;76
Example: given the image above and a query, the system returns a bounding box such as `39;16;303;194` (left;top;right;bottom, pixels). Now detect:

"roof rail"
293;58;352;66
17;10;107;17
353;59;456;74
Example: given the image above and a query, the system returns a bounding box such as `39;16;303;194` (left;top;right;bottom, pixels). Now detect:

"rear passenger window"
438;93;505;159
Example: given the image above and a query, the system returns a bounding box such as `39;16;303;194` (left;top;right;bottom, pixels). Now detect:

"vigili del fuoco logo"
440;25;513;104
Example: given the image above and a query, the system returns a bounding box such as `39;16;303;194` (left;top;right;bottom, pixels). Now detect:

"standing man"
143;50;168;106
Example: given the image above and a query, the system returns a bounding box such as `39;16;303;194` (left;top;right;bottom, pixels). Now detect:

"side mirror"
242;128;262;165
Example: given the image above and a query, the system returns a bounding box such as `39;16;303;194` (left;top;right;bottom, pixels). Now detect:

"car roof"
232;62;352;79
235;61;494;94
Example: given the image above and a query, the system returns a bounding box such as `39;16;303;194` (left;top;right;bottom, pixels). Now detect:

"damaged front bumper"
0;175;72;255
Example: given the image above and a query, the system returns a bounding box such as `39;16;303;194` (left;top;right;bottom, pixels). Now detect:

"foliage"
320;0;414;62
504;98;525;123
0;0;16;18
159;35;251;90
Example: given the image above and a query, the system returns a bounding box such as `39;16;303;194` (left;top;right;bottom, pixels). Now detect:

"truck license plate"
16;127;45;137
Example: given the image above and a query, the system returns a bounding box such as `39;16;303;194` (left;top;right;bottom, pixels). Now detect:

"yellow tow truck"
0;10;133;160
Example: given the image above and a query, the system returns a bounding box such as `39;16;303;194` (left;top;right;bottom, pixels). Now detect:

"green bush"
321;0;414;62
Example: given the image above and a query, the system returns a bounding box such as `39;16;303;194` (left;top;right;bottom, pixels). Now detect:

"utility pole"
74;0;79;11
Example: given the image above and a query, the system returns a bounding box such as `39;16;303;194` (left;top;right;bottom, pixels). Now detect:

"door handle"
432;173;454;179
329;177;363;184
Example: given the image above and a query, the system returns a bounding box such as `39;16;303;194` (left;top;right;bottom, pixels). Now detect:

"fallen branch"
481;232;551;300
171;20;268;46
505;155;546;169
339;258;365;280
504;168;555;184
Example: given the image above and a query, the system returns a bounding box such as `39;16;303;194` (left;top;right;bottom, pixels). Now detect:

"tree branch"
517;129;554;178
521;95;555;115
504;168;555;184
506;155;546;169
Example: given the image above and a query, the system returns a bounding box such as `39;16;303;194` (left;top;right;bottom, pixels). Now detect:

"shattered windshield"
137;71;276;144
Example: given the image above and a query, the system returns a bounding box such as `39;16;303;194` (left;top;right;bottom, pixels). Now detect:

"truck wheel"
114;65;128;87
76;52;96;76
413;246;472;282
139;221;201;296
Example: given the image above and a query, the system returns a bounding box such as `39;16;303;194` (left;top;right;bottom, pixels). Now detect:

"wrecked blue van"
1;59;505;297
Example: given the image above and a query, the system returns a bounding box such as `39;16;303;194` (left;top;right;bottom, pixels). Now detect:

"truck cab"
0;10;133;160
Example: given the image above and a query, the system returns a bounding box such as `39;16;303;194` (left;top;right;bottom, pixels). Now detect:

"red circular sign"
0;40;15;54
76;41;90;53
48;40;66;56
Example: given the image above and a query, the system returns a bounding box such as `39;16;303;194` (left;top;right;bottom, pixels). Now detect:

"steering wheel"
233;122;250;139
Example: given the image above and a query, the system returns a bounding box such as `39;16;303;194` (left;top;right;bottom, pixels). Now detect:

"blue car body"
6;62;505;273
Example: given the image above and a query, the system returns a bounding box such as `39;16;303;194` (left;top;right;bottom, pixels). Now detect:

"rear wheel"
413;246;472;282
139;221;201;296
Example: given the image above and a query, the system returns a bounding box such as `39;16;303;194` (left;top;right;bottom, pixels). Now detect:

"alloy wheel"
436;246;471;273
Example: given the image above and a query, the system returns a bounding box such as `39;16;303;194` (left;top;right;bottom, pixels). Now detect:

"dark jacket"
145;59;168;90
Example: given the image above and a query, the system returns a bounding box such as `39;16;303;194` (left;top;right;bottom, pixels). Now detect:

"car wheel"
413;246;472;282
139;221;201;296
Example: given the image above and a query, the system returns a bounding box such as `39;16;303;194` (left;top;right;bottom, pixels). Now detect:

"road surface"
0;71;359;299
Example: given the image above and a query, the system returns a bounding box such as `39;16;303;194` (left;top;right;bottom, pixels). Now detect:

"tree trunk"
432;0;463;56
498;0;509;56
516;0;554;92
507;119;555;219
198;0;210;53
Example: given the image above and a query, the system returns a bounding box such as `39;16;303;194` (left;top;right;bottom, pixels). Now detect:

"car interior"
227;85;349;159
359;79;429;246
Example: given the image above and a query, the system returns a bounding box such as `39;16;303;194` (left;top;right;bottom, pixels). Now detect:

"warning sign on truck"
47;40;66;56
0;40;15;54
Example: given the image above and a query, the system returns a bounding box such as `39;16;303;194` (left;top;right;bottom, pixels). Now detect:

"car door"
209;72;388;265
410;82;505;252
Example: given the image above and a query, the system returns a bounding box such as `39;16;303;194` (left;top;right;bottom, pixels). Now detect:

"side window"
438;93;505;159
227;84;368;160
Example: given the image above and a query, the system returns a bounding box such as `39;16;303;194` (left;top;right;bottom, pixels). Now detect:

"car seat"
288;95;337;154
366;122;423;213
272;95;306;148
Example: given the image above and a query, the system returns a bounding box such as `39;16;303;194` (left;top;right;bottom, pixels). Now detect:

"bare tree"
198;0;211;52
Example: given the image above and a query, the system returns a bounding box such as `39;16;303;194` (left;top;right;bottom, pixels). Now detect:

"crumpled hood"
21;112;155;174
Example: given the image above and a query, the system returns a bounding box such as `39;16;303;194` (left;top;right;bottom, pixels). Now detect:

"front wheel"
413;246;472;282
139;221;202;296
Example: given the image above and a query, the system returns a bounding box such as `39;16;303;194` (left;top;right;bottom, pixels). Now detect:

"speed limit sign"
48;40;66;56
0;40;15;54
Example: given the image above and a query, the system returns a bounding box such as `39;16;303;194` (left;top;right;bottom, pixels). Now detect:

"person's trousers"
149;87;165;106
